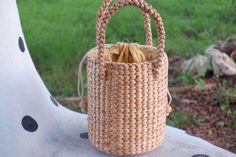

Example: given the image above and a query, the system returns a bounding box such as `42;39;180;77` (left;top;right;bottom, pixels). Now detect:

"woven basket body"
82;0;171;155
86;46;169;155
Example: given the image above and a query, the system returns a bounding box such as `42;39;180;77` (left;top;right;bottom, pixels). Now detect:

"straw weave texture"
86;0;170;155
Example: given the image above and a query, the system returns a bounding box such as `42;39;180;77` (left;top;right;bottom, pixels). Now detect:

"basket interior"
88;44;158;63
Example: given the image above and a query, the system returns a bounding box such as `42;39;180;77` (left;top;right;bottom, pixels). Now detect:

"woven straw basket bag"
78;0;172;155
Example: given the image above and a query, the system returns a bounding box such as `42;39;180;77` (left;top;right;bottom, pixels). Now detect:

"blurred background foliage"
17;0;236;97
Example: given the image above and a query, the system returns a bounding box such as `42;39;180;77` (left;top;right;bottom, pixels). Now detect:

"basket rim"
86;44;168;66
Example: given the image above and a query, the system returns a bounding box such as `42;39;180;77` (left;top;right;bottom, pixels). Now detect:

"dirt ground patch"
169;54;236;154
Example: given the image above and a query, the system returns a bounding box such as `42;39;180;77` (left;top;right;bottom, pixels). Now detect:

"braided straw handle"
96;0;153;46
96;0;165;62
142;10;152;45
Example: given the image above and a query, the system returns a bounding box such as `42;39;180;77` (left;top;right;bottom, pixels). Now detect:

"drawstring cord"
167;90;172;116
77;54;86;101
77;51;93;112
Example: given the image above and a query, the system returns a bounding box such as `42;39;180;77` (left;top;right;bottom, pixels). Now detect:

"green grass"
17;0;236;97
167;108;200;128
